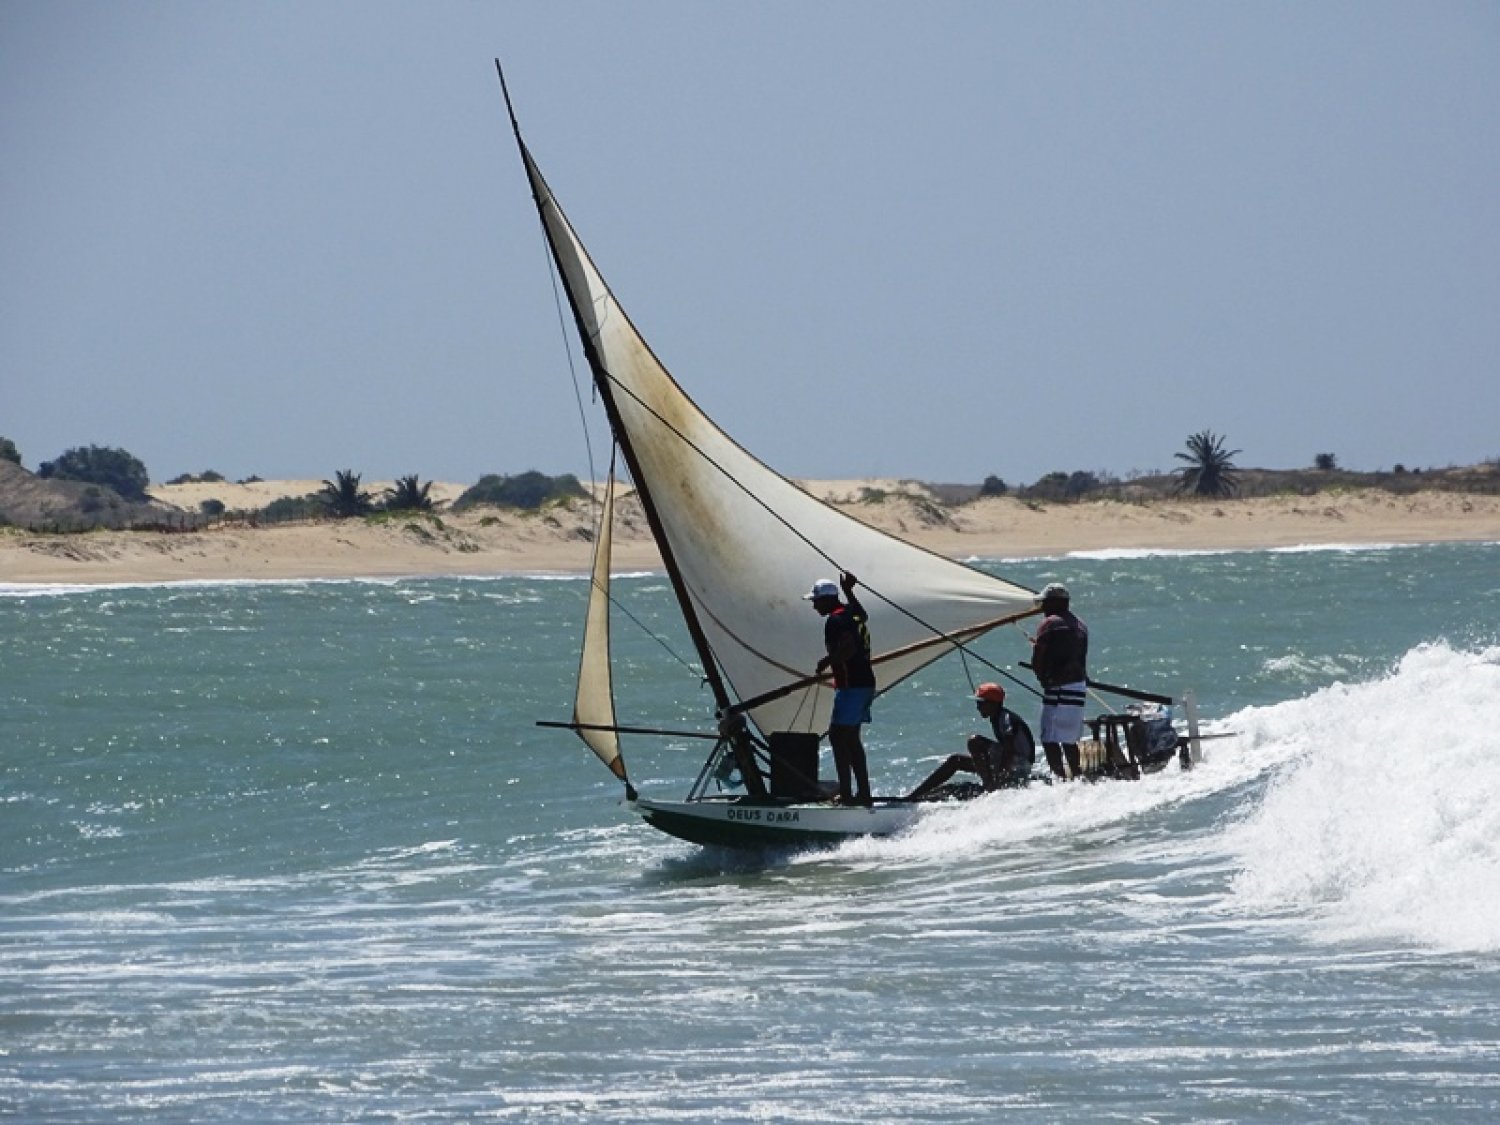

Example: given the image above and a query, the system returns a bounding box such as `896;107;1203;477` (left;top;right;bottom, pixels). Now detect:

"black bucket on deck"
768;732;821;800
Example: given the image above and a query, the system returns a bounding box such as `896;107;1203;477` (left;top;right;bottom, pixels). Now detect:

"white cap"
804;578;840;601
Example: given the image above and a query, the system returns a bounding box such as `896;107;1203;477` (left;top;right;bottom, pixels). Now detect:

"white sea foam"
963;543;1429;565
1071;541;1467;561
1261;652;1359;679
0;582;108;597
828;712;1274;869
1267;541;1412;554
0;576;400;598
817;641;1500;957
1067;546;1238;560
1221;642;1500;953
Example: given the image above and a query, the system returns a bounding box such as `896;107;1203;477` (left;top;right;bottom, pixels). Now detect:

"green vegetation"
0;437;20;466
1019;470;1112;503
166;470;226;485
262;495;323;522
1174;431;1242;498
453;471;587;511
38;445;151;502
318;470;377;519
961;447;1500;506
385;474;436;512
371;509;445;529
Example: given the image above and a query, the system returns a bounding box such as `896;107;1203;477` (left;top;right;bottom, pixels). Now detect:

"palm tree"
1173;431;1242;498
385;474;435;512
319;469;376;518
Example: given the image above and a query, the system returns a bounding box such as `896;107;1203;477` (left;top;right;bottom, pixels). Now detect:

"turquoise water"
4;542;1500;1121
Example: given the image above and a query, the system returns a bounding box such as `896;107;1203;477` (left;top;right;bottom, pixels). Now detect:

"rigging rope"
541;233;702;686
541;229;599;494
597;545;702;682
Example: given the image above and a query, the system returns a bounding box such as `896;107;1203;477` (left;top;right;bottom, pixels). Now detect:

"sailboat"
504;66;1198;850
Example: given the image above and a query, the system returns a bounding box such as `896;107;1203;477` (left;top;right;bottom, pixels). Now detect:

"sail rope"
590;360;1042;694
601;561;703;681
593;454;706;682
961;636;1043;700
541;228;601;497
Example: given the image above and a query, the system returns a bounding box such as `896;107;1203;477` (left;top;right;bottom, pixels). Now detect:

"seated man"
904;682;1036;801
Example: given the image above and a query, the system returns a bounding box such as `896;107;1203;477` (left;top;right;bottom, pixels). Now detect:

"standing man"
1031;583;1089;779
806;571;875;806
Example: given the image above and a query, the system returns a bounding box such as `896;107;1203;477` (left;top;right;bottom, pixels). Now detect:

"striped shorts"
1040;681;1087;744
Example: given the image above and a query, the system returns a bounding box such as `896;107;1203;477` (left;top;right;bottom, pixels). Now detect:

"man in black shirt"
1031;582;1089;778
806;571;875;806
903;682;1036;800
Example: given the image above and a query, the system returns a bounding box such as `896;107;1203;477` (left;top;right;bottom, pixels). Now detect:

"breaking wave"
1221;642;1500;953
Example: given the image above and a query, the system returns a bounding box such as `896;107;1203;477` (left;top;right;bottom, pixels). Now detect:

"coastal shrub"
0;437;20;466
454;471;587;511
167;470;226;485
318;470;377;519
980;474;1008;497
38;445;151;503
1022;471;1108;502
371;509;445;530
200;499;226;517
260;495;323;522
384;474;436;512
1020;472;1070;502
1066;471;1102;499
1314;453;1338;471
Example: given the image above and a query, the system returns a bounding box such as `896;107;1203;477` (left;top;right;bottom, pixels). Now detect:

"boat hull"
632;795;922;851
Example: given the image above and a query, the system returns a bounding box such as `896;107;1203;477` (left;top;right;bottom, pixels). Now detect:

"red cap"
974;682;1005;704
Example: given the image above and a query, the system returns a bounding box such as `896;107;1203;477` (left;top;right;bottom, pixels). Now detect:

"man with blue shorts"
807;571;875;806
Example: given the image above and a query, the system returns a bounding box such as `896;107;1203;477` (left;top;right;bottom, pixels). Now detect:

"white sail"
519;143;1038;736
573;471;626;781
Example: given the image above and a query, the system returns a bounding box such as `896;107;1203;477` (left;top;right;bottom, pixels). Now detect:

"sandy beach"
2;479;1498;586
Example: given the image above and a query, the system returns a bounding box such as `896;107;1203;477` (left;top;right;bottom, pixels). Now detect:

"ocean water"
3;541;1500;1122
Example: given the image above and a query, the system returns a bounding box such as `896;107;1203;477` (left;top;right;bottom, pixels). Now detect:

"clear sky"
3;1;1496;487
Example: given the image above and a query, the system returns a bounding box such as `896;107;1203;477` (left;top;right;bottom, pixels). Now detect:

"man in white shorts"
1031;583;1089;779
